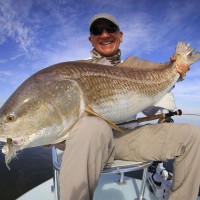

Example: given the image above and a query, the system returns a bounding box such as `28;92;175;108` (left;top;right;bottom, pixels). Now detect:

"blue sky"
0;0;200;124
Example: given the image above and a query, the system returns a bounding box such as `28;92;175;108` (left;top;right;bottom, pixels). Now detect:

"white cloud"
10;53;24;61
120;13;156;56
0;0;40;58
174;81;200;96
0;70;12;76
0;71;12;83
0;59;7;64
118;0;200;58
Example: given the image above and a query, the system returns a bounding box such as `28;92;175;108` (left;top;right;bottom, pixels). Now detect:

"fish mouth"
0;137;26;152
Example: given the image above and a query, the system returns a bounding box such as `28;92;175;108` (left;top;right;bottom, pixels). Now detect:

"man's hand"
170;56;190;78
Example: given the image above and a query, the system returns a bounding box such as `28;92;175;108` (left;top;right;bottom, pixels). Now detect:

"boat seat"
51;146;153;200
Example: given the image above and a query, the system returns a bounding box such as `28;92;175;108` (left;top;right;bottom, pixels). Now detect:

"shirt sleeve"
142;92;177;116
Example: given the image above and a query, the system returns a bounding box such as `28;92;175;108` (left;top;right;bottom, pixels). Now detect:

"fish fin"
174;42;200;65
117;42;200;69
116;56;168;70
85;105;124;132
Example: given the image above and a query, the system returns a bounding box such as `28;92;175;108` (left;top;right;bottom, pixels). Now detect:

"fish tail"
174;42;200;65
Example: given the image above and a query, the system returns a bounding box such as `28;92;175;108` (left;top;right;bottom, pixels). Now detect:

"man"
59;13;200;200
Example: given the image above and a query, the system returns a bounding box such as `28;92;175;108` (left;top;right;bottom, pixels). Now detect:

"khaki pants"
60;116;200;200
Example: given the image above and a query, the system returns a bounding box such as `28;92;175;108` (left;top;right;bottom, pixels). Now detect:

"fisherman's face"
89;19;123;57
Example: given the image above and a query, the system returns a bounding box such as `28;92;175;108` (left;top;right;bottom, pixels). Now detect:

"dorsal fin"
85;105;123;132
117;56;168;70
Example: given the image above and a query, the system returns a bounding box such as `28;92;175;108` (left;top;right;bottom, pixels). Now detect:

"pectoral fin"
85;105;123;132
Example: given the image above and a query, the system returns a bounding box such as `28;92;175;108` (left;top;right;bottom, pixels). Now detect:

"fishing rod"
182;113;200;116
117;109;182;126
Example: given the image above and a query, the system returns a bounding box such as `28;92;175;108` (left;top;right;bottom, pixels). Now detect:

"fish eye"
6;114;15;123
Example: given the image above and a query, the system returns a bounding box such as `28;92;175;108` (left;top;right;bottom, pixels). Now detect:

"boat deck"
17;174;157;200
17;173;200;200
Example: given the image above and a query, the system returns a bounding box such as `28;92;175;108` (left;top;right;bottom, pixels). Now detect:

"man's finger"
170;56;176;62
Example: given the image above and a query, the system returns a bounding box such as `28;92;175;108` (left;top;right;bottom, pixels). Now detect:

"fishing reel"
148;161;173;200
158;109;182;123
147;109;182;199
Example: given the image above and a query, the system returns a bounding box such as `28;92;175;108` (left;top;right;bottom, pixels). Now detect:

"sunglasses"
90;26;119;36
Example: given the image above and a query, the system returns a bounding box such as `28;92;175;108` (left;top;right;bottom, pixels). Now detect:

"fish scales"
30;62;175;122
37;61;176;99
0;42;200;167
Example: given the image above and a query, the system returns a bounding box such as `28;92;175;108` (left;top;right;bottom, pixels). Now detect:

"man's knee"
181;124;200;141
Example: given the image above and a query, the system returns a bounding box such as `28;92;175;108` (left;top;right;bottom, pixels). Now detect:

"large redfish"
0;42;200;168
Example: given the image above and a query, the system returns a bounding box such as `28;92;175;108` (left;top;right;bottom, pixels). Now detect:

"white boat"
17;147;200;200
16;173;200;200
17;175;157;200
17;147;157;200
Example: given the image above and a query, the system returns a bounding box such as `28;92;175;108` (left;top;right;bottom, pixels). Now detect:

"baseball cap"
89;13;119;30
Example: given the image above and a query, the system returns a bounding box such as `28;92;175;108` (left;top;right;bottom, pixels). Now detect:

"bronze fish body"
0;42;200;166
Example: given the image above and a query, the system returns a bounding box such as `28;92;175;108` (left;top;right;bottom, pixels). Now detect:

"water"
0;146;53;200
